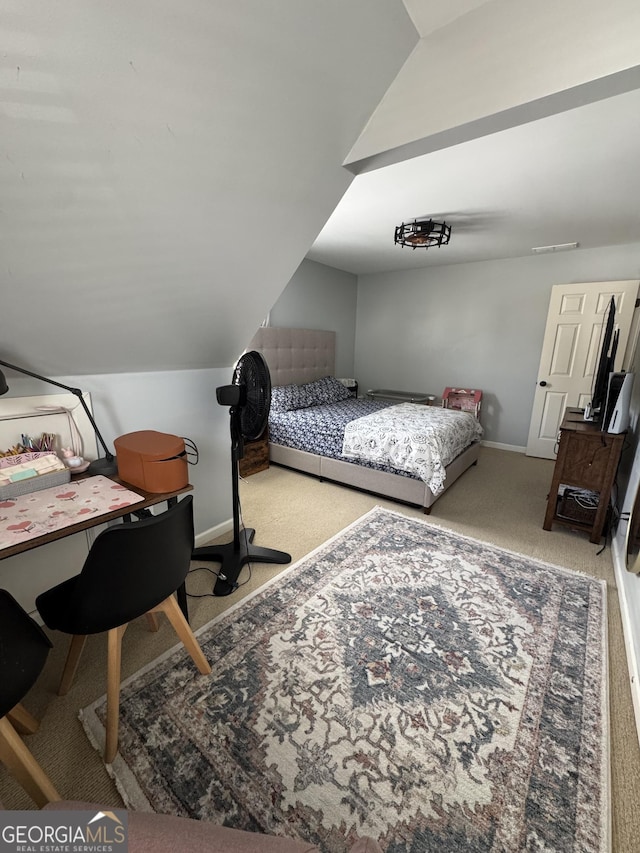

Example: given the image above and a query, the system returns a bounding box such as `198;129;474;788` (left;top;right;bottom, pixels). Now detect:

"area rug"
81;506;610;852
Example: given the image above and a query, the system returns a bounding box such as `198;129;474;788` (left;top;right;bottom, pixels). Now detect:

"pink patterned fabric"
0;451;56;469
0;475;143;549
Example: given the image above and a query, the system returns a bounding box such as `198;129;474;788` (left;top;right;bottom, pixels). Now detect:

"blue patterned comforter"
269;399;389;456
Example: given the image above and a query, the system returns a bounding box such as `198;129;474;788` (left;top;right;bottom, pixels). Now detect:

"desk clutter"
0;426;198;499
0;432;56;458
0;452;70;499
0;475;144;549
0;430;91;499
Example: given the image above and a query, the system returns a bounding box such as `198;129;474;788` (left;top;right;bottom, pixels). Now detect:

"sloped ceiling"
307;0;640;274
402;0;490;38
0;1;417;377
307;87;640;274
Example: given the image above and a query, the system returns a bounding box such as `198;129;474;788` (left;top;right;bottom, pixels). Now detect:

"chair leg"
105;624;128;764
151;596;211;675
145;612;160;632
7;703;40;736
0;716;60;807
59;635;88;696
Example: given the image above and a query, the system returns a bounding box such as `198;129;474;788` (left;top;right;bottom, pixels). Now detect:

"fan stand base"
192;528;291;597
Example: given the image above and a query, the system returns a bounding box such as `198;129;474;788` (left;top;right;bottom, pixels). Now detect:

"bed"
247;327;483;513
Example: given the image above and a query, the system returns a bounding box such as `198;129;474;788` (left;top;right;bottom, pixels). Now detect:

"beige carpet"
2;447;639;850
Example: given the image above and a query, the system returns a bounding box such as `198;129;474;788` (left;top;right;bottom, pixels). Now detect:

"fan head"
230;350;271;440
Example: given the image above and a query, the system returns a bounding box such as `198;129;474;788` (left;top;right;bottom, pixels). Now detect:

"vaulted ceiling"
309;0;640;273
307;86;640;274
2;0;639;376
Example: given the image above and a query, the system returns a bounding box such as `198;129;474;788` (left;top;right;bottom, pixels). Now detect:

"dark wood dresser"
543;408;625;543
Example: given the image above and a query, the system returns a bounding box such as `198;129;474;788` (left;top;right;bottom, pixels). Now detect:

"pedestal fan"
192;350;291;596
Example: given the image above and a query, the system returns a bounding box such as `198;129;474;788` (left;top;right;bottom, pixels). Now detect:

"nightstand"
239;428;269;477
542;409;624;543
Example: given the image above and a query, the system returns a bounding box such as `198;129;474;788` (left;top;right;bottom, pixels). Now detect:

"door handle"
539;381;548;387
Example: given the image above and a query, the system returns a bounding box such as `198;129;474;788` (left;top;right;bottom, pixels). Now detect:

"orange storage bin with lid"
114;430;188;493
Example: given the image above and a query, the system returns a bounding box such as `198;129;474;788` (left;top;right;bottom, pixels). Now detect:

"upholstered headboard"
247;327;336;387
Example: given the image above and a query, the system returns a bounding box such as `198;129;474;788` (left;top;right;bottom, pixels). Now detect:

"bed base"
269;441;481;513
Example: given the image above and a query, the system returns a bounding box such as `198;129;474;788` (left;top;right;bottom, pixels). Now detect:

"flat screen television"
588;296;618;420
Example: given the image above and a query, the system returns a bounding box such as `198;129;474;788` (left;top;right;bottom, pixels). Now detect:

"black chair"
0;589;60;806
36;495;211;763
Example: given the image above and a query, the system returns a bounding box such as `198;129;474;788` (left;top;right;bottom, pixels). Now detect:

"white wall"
268;259;358;378
355;243;640;447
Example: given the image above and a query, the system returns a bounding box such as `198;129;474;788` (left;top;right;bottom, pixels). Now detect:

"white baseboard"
612;533;640;747
195;517;233;548
481;440;527;453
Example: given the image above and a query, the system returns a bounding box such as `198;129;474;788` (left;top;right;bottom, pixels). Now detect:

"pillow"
310;375;353;404
270;383;303;413
270;376;352;412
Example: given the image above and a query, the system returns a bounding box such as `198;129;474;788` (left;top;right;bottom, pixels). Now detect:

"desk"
0;476;193;619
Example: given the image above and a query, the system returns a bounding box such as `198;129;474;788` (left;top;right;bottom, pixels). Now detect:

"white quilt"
341;403;483;493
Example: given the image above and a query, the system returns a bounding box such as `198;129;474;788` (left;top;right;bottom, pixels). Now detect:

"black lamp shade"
0;369;8;396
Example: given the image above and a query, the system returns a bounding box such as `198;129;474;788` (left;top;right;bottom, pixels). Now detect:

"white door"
526;280;639;459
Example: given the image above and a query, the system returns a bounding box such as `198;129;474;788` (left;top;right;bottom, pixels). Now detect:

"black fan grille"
233;351;271;440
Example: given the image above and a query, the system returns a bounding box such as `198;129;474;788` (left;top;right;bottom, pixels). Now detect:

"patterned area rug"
81;507;610;852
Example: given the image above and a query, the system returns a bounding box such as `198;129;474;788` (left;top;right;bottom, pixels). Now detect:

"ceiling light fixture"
531;242;579;254
394;218;451;250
